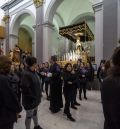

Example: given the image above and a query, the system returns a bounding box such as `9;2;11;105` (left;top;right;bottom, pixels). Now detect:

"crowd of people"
0;53;95;129
1;46;120;129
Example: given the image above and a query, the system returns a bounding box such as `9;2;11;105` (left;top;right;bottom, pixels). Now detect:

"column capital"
93;2;103;12
9;34;18;39
43;21;54;29
33;0;44;8
2;15;10;24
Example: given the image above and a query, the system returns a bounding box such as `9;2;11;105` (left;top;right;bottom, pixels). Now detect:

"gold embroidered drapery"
59;21;94;42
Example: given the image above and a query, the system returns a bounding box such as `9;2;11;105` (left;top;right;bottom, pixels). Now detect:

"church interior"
0;0;120;129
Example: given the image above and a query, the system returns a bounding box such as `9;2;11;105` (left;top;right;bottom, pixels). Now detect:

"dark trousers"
79;83;87;98
0;123;14;129
49;82;63;113
71;88;77;106
18;87;21;104
45;81;50;97
41;77;45;91
63;88;72;117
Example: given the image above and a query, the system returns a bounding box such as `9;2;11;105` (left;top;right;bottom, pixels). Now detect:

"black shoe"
84;96;87;100
74;102;80;106
34;125;43;129
47;97;50;101
71;106;77;110
51;109;60;113
67;116;76;122
18;114;22;118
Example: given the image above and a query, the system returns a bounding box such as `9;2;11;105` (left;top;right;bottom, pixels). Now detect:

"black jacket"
63;71;77;91
8;72;19;95
0;74;22;126
78;68;88;84
101;67;120;129
49;63;62;85
21;69;42;110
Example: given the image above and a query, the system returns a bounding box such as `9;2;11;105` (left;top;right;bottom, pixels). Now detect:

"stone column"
33;0;44;64
103;0;118;59
3;6;10;55
32;25;36;57
93;2;103;67
43;21;54;62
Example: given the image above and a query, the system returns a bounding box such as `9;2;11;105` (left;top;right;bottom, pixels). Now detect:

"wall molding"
1;0;23;11
93;2;103;12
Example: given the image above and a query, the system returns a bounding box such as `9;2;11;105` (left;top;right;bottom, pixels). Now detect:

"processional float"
58;21;94;67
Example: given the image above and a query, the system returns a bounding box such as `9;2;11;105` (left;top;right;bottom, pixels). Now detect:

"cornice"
9;0;34;16
93;2;103;12
1;0;24;11
9;34;18;38
43;21;54;27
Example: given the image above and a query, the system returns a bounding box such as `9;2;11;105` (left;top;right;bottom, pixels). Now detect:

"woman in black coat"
101;47;120;129
0;56;22;129
63;63;76;122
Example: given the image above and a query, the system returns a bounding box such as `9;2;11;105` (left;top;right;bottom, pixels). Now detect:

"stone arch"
9;9;35;55
10;9;35;35
53;12;65;32
44;0;64;23
70;12;95;25
54;12;65;26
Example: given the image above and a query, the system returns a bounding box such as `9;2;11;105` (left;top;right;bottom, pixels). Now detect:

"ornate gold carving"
59;21;94;42
2;15;10;24
33;0;44;8
0;26;5;39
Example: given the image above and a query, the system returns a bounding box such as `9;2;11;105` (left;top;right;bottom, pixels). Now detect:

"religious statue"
75;36;82;56
9;50;13;60
10;45;21;63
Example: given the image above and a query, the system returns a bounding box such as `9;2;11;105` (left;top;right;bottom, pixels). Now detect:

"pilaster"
93;2;103;66
33;0;44;63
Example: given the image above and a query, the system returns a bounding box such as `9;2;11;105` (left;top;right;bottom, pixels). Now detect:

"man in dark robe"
49;56;63;113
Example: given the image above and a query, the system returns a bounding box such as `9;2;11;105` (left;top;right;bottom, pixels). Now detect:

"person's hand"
41;72;45;75
47;72;52;77
40;72;43;75
71;71;75;74
82;75;85;77
44;73;47;76
68;81;72;84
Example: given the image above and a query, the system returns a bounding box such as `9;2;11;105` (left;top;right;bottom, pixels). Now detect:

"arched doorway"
18;27;32;54
10;10;35;56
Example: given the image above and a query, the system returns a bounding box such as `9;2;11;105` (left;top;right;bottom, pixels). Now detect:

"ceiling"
53;0;95;35
55;0;94;26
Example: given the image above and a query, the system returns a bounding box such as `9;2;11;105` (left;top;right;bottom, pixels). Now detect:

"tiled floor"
14;91;104;129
